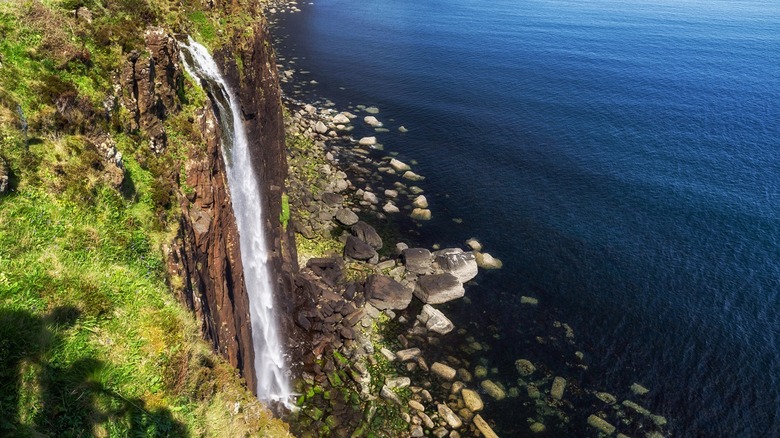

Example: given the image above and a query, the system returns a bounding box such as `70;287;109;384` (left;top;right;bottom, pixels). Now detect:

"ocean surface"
270;0;780;436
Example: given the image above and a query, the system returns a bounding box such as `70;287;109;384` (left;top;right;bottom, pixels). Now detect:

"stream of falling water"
179;38;292;407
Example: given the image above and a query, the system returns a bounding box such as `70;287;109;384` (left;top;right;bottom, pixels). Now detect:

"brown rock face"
120;27;182;153
167;105;257;392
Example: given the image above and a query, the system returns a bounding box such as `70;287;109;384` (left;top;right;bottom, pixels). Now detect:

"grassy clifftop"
0;1;289;436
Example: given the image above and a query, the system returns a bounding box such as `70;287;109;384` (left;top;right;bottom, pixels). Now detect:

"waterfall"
179;39;292;407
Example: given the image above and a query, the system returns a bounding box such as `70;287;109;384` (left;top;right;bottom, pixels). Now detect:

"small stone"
364;115;383;127
595;392;617;405
474;366;488;379
410;425;424;437
465;238;482;251
474;251;503;269
365;106;380;114
403;170;425;181
386;376;411;389
473;415;499;438
381;386;402;405
417;304;454;335
380;348;396;361
408;400;425;412
457;368;472;383
622;399;651;416
385;189;399;198
551;377;567;400
383;202;400;214
399;125;408;132
389;158;411;172
432;427;448;438
358;136;377;146
587;415;616;435
431;362;457;381
315;120;328;134
527;385;541;399
630;383;650;396
461;389;483;412
415;273;464;304
480;380;506;401
411;208;432;220
530;422;546;433
333;113;351;124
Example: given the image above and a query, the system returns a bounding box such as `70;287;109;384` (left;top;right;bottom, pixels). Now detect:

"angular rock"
437;404;462;429
415;273;465;305
364;115;383;127
461;389;484;412
365;274;413;310
475;251;503;269
315;120;328;134
417;304;454;335
351;221;383;249
358;136;377;146
434;249;478;283
402;248;432;274
473;415;499;438
631;382;650;395
396;348;422;362
410;208;432;220
587;415;616;435
389;158;411;172
431;362;457;381
412;195;429;208
362;190;379;204
335;208;359;226
344;235;378;261
403;170;425;181
383;202;400;214
333;113;350;124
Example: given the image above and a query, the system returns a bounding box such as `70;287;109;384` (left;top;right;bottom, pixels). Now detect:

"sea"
269;0;780;436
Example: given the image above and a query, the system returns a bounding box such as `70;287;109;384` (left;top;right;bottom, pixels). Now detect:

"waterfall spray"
179;39;292;407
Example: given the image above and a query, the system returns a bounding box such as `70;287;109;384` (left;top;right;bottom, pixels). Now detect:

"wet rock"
383;202;400;214
358;136;377;146
437;404;462;428
315;120;328;134
402;248;433;274
335;208;359;226
365;106;380;114
595;391;617;405
474;251;503;269
461;389;483;412
364;115;383;127
481;380;506;400
417;304;454;335
351;221;383;249
622;399;651;416
431;362;457;381
434;249;478;283
345;236;378;261
551;377;567;400
631;383;650;395
432;427;449;438
362;190;379;204
587;415;616;435
403;170;425;181
515;359;536;376
412;195;429;208
389;158;411;172
411;208;432;220
530;422;546;433
473;415;499;438
365;275;413;310
333;113;351;124
399;125;408;132
415;273;465;304
465;238;482;251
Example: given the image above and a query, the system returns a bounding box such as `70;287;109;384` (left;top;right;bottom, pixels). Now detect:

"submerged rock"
412;195;429;208
402;170;425;181
587;415;616;435
410;208;432;220
474;251;503;269
551;377;567;400
515;359;536;376
630;382;650;395
520;296;539;305
437;404;462;428
480;380;506;400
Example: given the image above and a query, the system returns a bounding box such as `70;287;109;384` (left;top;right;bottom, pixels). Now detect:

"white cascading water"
179;39;292;407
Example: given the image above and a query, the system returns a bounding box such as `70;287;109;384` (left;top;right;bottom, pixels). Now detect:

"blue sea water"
271;0;780;435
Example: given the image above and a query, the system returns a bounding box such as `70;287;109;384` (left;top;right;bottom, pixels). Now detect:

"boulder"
365;274;413;310
587;415;615;435
389;158;411;172
475;252;503;269
415;273;465;304
412;195;429;208
344;235;377;261
515;359;536;376
362;190;379;204
396;348;421;362
364;115;383;127
437;404;462;429
434;249;478;283
365;106;380;114
403;170;425;181
473;415;499;438
402;248;432;274
417;304;454;335
551;377;566;400
358;136;377;146
315;120;328;134
335;208;359;226
383;202;400;214
480;380;506;400
410;208;432;220
431;362;457;381
461;389;484;412
333;113;350;124
351;221;383;249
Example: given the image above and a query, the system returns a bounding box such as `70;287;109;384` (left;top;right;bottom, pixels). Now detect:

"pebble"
520;296;539;305
515;359;536;376
380;348;396;361
358;136;377;146
408;400;425;412
465;238;482;251
530;422;546;433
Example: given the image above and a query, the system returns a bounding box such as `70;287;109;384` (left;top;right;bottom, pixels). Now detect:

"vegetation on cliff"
0;0;289;436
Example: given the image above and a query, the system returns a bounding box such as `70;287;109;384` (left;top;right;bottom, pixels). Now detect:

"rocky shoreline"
269;5;671;438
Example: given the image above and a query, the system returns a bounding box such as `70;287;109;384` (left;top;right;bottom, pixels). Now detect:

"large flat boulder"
351;221;383;249
414;273;464;304
344;235;377;261
365;274;413;310
434;248;478;283
402;248;432;274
